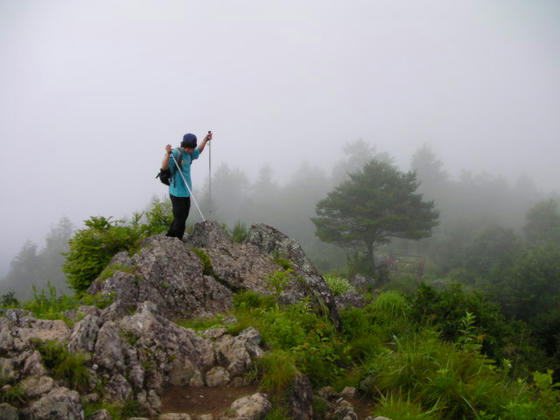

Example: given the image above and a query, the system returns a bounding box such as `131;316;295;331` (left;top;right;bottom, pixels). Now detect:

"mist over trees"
3;139;560;383
1;140;555;298
0;217;73;299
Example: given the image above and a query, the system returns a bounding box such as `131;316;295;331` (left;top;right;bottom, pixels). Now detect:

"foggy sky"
1;0;559;276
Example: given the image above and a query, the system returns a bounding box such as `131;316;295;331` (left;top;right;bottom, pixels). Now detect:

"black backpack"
156;148;184;186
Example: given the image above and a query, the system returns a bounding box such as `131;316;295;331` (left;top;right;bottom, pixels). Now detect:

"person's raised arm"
161;144;172;169
197;132;213;153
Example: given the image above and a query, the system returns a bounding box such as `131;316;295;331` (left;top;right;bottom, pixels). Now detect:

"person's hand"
165;144;172;154
205;131;213;142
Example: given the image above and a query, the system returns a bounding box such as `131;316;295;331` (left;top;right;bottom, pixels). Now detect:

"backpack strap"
170;148;184;187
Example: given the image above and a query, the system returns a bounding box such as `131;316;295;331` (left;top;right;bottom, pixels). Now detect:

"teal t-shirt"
168;148;200;197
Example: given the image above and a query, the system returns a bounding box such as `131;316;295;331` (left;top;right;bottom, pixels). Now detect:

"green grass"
35;340;91;392
324;274;354;296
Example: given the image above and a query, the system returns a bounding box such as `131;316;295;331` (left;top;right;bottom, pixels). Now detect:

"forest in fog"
1;139;556;296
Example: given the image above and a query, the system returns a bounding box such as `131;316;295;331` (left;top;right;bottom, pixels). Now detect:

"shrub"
324;274;354;296
0;291;19;308
63;216;143;294
141;197;173;236
267;269;292;297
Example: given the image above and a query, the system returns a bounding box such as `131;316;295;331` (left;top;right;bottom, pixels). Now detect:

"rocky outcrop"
88;222;339;326
246;224;341;327
0;222;343;419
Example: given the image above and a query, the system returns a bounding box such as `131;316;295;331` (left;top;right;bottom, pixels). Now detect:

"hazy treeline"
193;141;553;275
1;140;556;299
0;217;73;300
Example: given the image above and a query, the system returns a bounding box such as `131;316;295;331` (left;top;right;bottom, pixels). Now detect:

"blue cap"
181;133;197;148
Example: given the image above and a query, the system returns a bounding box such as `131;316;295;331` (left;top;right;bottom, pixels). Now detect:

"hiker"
162;131;212;239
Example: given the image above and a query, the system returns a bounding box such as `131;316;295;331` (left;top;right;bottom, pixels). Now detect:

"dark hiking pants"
166;195;191;239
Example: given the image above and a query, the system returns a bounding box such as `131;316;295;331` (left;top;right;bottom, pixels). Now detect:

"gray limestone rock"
224;392;271;420
88;233;233;321
68;314;101;353
20;375;55;398
23;386;84;420
286;374;314;420
205;366;230;387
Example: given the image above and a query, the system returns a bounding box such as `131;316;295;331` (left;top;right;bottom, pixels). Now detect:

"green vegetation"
313;159;439;274
224;221;248;243
271;253;293;270
323;274;354;296
227;287;560;418
63;216;143;295
35;339;91;392
0;282;114;326
63;198;176;295
83;398;146;420
0;383;28;406
191;248;214;276
267;268;292;297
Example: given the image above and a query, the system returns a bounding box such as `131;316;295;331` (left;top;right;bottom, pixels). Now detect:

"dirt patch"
345;395;376;419
160;384;260;416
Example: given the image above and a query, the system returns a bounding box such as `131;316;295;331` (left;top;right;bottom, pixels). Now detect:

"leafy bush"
324;274;354;296
141;197;173;236
0;291;19;308
267;269;292;297
408;283;513;362
63;216;143;294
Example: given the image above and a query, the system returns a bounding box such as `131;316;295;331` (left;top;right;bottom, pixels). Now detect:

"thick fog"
1;0;559;278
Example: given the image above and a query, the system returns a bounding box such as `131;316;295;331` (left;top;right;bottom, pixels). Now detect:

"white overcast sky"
1;0;559;275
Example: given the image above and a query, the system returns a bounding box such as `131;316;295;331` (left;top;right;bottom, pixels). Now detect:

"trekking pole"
169;151;206;222
208;130;212;218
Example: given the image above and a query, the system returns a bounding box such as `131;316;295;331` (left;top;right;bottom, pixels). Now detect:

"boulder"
68;314;101;353
118;302;216;390
159;414;192;420
22;350;48;377
0;357;17;382
89;409;111;420
286;374;314;420
23;386;83;420
88;233;233;321
334;290;365;310
214;327;263;379
20;375;55;398
205;366;230;387
222;392;271;420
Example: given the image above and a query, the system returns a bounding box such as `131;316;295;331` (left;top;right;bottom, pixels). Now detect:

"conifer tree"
312;159;439;274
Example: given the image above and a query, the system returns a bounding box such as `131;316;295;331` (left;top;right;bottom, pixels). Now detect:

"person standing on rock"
162;131;212;239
